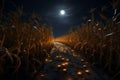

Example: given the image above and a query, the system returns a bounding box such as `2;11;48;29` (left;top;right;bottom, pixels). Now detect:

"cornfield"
56;2;120;79
0;8;54;79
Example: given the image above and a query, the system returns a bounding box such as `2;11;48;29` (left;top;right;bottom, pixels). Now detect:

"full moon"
60;10;65;15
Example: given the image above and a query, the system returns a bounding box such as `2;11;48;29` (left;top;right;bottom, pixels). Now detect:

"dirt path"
35;42;109;80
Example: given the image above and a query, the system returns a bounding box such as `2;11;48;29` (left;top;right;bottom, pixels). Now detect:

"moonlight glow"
60;10;65;15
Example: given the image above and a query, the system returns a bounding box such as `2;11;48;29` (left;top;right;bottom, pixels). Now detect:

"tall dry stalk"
0;7;54;79
56;1;120;79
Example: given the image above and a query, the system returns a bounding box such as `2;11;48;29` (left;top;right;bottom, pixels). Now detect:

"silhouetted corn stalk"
0;7;54;79
56;1;120;79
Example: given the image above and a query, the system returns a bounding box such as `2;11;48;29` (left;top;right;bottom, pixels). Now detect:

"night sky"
1;0;113;37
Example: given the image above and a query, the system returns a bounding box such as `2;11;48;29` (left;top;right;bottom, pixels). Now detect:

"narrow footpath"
35;42;110;80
